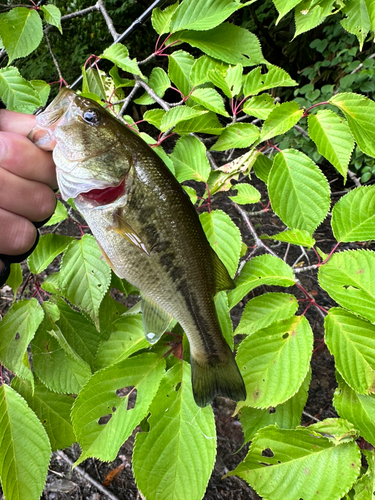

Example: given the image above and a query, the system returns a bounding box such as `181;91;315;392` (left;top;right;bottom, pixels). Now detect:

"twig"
55;450;121;500
60;4;100;22
293;264;320;273
350;52;375;74
347;168;361;187
134;76;170;111
44;32;64;83
302;410;320;423
97;0;119;41
294;124;310;138
234;204;278;257
118;81;141;117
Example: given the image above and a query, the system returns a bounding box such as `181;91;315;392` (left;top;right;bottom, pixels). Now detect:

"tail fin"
191;346;246;407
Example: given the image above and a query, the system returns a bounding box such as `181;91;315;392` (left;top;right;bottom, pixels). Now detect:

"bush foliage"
1;1;375;499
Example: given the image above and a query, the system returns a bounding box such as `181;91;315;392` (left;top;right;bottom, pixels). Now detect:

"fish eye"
82;108;101;125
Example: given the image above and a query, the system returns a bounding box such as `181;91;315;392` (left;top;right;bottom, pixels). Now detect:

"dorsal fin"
210;248;235;293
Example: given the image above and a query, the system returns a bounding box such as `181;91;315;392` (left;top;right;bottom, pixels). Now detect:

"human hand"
0;109;57;286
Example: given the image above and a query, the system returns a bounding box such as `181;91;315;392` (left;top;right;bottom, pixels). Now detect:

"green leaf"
253;152;273;183
43;200;68;226
341;0;371;49
151;1;179;35
239;369;310;443
268;149;331;234
0;384;51;500
228;254;295;309
168;50;195;97
12;377;75;451
228;183;261;204
6;262;22;298
331;186;375;242
227;425;361;500
170;0;250;32
200;209;242;278
59;235;111;328
30;79;50;107
191;55;227;86
294;0;337;38
325;307;375;394
0;67;41;113
133;362;216;500
0;299;43;385
174;110;223;135
267;229;316;248
134;67;170;105
190;87;229;116
273;0;303;22
308;110;354;182
330;93;375;158
236;316;313;409
31;304;92;394
82;67;106;101
206;149;260;195
72;353;166;464
351;448;375;500
101;44;143;77
243;93;276;120
183;185;198;204
41;4;62;33
235;292;298;335
334;372;375;447
211;123;260;151
307;418;359;444
0;7;43;64
55;298;106;370
27;234;73;275
178;23;265;66
260;101;303;142
243;65;297;97
170;135;211;182
143;109;165;129
95;314;149;369
318;250;375;324
160;105;208;132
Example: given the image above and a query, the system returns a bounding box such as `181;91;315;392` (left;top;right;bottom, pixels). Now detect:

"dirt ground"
0;158;367;500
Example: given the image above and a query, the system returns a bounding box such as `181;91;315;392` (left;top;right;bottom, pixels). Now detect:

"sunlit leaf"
268;149;331;234
236;316;313;409
133;362;216;500
0;384;51;500
170;135;211;182
227;425;360;500
228;254;295;309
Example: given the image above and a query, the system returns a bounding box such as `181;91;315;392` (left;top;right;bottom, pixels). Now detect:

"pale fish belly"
75;199;205;345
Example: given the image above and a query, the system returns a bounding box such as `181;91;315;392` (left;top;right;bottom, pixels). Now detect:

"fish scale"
29;87;246;407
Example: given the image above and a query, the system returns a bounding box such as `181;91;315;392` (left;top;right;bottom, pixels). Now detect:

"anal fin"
141;293;173;344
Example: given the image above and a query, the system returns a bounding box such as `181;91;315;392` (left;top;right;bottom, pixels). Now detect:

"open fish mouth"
79;178;126;205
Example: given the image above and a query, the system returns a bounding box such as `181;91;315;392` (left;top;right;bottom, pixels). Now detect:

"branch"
56;450;121;500
134;76;170;111
118;81;141;117
294;124;310;138
44;32;65;83
234;204;278;258
97;0;119;41
350;52;375;74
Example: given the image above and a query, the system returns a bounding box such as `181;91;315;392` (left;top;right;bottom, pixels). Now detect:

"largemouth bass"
29;88;246;407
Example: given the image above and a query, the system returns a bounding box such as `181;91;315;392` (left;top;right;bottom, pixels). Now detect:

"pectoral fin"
211;248;235;293
109;212;150;255
141;293;173;344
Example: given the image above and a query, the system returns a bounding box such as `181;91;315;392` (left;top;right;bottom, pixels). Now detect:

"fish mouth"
79;178;126;206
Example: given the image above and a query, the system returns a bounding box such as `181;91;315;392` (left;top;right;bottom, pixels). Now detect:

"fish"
29;88;246;407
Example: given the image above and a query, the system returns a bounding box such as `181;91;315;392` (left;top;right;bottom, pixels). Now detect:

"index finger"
0;109;36;136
